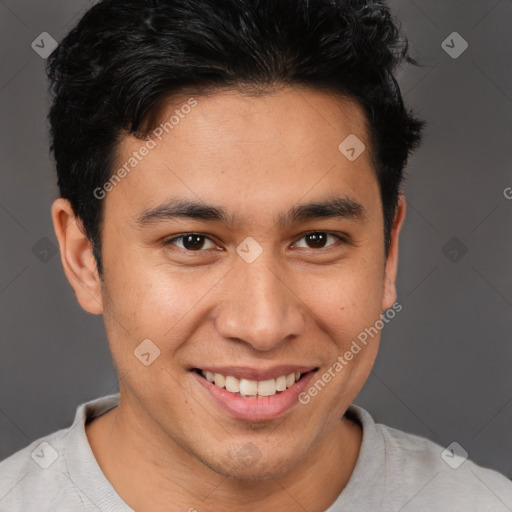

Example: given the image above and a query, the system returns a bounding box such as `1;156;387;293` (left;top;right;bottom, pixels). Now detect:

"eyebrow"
135;196;366;228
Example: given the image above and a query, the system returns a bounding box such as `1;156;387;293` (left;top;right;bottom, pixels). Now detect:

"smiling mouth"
193;368;318;398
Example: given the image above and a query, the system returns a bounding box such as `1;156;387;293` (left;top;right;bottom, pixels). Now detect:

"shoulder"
0;394;121;511
377;418;512;510
344;405;512;511
0;426;82;511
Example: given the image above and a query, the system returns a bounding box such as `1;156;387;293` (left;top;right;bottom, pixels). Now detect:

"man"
1;0;511;510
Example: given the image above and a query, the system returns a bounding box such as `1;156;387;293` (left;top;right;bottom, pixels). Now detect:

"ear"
381;195;406;311
51;198;104;314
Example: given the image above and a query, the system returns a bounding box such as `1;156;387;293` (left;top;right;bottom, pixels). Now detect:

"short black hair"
46;0;424;277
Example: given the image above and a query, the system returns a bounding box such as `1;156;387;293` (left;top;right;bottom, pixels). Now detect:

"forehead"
107;86;380;224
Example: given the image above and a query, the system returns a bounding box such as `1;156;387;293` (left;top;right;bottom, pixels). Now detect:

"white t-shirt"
1;393;511;511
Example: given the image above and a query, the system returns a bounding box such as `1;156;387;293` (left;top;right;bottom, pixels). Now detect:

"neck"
85;395;362;512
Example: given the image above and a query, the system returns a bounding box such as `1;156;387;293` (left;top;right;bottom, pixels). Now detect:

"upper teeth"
201;370;301;397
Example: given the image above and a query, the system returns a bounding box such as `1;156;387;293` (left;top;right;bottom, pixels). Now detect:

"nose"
214;252;306;351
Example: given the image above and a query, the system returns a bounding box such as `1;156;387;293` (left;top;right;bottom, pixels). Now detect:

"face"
57;86;404;479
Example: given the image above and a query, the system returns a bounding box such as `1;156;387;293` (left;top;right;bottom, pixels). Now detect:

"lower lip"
192;370;317;422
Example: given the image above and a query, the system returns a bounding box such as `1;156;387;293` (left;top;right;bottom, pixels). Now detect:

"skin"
52;86;406;512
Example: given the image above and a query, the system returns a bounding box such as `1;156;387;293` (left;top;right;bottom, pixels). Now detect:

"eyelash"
163;231;349;252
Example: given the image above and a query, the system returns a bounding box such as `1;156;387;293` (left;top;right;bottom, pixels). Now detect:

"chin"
199;444;307;481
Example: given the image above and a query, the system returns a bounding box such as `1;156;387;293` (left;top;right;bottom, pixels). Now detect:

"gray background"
1;0;511;480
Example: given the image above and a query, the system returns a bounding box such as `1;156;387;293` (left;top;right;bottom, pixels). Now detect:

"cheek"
295;260;385;418
300;253;385;345
101;243;229;348
100;264;228;400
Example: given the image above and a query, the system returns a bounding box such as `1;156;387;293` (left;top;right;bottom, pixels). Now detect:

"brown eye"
295;232;342;250
165;234;216;251
305;232;327;248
